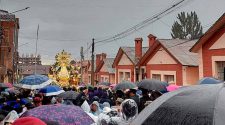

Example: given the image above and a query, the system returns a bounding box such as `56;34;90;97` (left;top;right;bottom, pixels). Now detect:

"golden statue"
49;50;81;87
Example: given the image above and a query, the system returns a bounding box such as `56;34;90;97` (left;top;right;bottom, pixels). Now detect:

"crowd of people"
0;85;163;125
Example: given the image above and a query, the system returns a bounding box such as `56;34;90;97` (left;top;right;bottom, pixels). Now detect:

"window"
105;77;109;82
101;77;104;82
119;72;123;82
216;61;225;80
125;72;130;81
88;76;91;83
152;74;161;81
164;75;174;83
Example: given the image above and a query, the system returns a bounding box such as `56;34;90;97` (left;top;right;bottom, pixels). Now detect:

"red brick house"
95;54;115;84
75;60;90;84
0;10;19;83
190;13;225;81
113;38;148;83
138;34;199;86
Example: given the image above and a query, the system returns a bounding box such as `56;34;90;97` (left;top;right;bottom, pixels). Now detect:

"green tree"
171;11;203;40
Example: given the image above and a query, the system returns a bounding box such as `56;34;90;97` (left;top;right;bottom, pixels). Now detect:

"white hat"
103;107;112;114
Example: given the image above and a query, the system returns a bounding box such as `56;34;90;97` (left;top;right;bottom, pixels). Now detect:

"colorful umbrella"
166;84;180;92
0;83;10;88
21;104;94;125
131;83;225;125
39;85;64;96
12;117;47;125
114;82;137;91
5;83;13;88
15;75;52;89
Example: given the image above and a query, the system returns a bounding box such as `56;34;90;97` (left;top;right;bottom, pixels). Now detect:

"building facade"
18;54;50;79
95;53;115;84
113;38;148;83
190;13;225;81
0;10;19;83
138;34;199;86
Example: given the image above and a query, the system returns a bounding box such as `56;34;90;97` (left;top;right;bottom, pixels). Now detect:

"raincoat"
110;99;138;125
97;107;112;125
81;100;98;123
90;101;102;116
0;110;19;125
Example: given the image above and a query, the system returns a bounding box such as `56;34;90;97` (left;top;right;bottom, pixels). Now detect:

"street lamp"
11;7;30;14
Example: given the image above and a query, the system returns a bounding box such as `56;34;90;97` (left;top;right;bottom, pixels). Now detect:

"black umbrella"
114;82;137;91
197;77;223;84
131;83;225;125
99;82;111;86
57;91;78;100
137;79;167;92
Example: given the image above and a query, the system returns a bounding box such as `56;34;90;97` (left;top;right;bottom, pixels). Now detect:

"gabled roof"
113;47;148;67
104;58;115;73
190;13;225;52
121;47;149;64
139;39;199;66
95;58;115;73
0;10;15;21
159;39;199;66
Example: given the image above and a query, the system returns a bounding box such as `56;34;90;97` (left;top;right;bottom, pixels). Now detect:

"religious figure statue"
48;50;81;87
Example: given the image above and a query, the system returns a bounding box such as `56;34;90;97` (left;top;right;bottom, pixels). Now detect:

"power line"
95;0;193;44
83;0;194;54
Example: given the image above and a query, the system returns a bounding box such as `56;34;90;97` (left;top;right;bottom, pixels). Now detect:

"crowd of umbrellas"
0;74;224;125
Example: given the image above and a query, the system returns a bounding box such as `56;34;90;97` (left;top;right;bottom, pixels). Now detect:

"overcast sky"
1;0;225;64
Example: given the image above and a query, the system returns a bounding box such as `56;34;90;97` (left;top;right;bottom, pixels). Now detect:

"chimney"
135;38;143;59
96;53;107;66
148;34;156;48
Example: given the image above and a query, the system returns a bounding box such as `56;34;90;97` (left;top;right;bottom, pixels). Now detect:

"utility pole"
91;38;95;86
80;46;84;83
34;24;39;75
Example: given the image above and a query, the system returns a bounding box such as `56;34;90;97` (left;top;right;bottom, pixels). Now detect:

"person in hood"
90;101;101;116
139;89;151;113
128;89;140;108
111;99;138;125
0;110;19;125
97;107;112;125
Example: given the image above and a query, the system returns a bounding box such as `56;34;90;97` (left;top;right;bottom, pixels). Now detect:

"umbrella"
5;83;13;88
58;91;78;100
86;84;94;90
5;88;20;95
197;77;223;84
0;83;9;88
166;84;180;92
99;82;111;86
15;75;52;89
12;117;47;125
114;82;137;91
21;104;94;125
137;79;167;92
39;85;64;96
131;83;225;125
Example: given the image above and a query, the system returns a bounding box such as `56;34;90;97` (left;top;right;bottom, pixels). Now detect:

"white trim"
15;79;52;89
198;48;204;79
182;66;187;85
43;90;65;96
212;56;225;78
150;70;176;84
